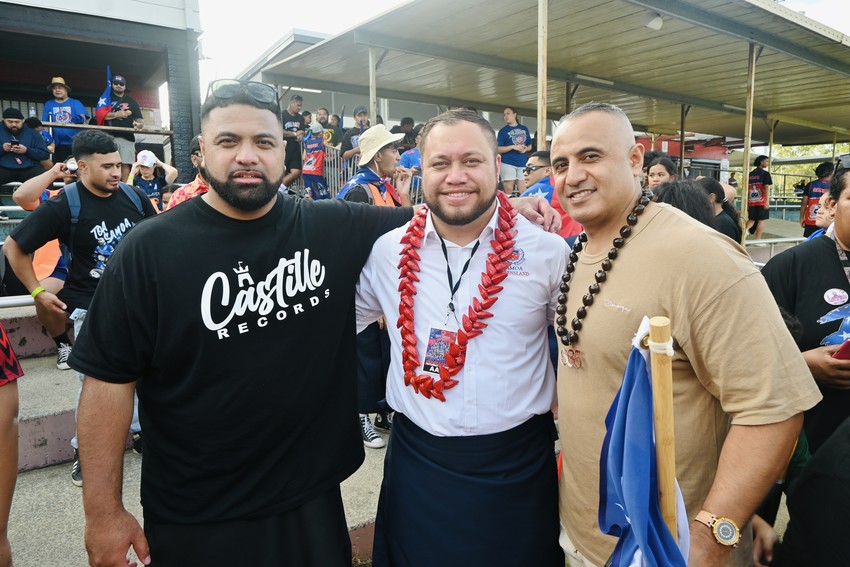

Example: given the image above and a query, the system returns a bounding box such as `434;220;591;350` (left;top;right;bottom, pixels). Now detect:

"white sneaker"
56;342;72;370
360;414;385;449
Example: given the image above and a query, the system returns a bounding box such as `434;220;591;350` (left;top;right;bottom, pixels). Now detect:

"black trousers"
356;321;391;414
0;165;44;187
373;413;564;567
145;487;352;566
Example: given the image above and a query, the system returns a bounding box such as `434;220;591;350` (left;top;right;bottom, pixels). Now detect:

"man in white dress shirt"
357;109;568;566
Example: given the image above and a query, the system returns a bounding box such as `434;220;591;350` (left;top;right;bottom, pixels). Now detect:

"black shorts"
748;206;770;221
144;487;351;566
285;140;303;172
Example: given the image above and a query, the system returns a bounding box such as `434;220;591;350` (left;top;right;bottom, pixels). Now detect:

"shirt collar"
422;201;499;247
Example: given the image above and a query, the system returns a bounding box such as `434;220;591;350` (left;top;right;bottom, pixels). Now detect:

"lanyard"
438;235;480;325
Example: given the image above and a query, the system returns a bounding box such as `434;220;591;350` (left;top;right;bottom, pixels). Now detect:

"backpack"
63;181;146;267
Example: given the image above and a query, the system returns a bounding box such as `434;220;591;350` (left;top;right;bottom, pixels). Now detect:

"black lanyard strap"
439;235;481;315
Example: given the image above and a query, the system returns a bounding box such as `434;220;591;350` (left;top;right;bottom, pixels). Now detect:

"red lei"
396;192;518;402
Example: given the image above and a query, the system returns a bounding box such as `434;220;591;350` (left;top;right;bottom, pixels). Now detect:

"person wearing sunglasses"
523;151;552;188
71;78;561;567
100;74;144;181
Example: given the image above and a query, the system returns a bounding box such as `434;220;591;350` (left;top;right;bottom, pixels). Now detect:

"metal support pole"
368;47;377;124
678;105;690;177
537;0;548;150
740;42;758;244
833;132;838;162
768;119;777;199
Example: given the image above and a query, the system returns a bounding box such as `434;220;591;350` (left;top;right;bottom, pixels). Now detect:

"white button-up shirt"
357;207;569;436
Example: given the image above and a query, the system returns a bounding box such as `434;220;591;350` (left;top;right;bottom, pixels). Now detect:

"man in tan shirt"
549;102;821;567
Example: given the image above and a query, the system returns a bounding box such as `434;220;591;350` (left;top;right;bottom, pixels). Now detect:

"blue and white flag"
598;316;689;567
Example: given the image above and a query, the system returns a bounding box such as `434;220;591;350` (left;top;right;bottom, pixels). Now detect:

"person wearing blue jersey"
42;77;89;164
800;162;833;238
497;106;531;196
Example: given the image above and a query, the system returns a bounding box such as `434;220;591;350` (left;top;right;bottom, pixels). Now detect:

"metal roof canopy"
252;0;850;147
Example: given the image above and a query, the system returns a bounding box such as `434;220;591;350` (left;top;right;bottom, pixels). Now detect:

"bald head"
556;102;636;153
722;183;737;204
549;102;645;237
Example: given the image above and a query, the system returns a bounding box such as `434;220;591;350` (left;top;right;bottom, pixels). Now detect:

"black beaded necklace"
556;190;653;350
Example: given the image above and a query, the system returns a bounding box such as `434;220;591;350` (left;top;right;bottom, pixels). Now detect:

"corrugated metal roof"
253;0;850;145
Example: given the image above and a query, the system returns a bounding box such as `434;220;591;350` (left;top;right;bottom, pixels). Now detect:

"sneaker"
56;342;72;370
360;414;385;449
374;412;393;432
71;449;82;487
132;433;143;455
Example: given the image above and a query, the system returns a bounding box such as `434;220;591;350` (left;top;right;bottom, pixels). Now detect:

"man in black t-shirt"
102;75;144;181
4;130;155;488
340;105;370;164
68;80;558;567
282;94;305;188
70;80;412;567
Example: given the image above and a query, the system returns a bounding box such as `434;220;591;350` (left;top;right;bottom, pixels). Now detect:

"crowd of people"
0;76;845;567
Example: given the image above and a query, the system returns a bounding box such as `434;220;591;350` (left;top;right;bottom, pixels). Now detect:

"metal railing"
41;122;174;161
290;144;425;203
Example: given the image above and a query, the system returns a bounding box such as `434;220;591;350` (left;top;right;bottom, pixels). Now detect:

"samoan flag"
598;316;690;567
95;65;112;126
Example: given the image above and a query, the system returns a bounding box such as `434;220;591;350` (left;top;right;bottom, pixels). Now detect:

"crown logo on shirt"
233;262;254;287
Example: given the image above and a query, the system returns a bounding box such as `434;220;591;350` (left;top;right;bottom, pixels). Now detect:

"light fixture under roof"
644;13;663;31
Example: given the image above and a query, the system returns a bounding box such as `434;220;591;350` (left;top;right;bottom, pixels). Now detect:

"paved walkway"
8;429;388;565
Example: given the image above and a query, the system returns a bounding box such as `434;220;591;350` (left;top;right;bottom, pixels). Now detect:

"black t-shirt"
282;110;305;157
713;210;741;242
69;195;412;524
772;417;850;566
108;94;143;141
10;182;156;312
762;235;850;452
340;125;368;156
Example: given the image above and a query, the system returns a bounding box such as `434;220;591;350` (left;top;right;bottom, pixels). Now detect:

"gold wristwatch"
694;510;740;547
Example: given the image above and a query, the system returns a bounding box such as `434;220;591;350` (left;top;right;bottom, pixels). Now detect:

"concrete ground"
8;435;388;566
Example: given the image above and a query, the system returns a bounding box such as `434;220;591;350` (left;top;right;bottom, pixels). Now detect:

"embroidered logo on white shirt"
507;247;529;276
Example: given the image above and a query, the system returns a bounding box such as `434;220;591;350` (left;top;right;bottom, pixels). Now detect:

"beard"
200;165;282;212
425;187;498;227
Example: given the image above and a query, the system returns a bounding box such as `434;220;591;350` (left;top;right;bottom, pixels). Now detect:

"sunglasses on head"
524;165;547;174
207;79;278;105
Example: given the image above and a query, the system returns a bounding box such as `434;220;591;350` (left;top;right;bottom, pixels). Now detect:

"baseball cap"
137;150;157;168
112;75;126;85
358;124;404;164
353;105;368;117
309;122;324;135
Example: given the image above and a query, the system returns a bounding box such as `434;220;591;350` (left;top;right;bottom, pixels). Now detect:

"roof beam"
768;113;850;136
351;30;768;120
623;0;850;79
259;71;653;132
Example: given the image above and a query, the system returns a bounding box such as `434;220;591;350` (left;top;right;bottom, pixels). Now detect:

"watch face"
714;519;740;546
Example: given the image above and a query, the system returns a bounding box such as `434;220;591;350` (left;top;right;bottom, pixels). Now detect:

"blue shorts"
49;256;68;282
303;174;330;199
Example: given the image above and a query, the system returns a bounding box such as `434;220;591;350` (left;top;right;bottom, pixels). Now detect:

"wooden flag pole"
649;316;677;542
